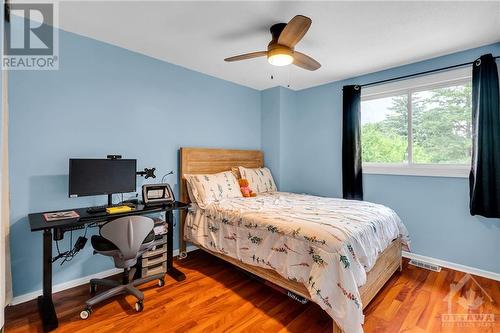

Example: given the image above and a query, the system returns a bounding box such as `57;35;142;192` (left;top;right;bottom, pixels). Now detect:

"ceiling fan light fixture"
224;15;320;71
267;47;293;66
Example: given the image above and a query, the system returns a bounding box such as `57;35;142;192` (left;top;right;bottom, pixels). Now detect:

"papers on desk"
44;210;80;222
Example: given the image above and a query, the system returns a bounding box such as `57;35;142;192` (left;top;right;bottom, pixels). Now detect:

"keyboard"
87;203;135;214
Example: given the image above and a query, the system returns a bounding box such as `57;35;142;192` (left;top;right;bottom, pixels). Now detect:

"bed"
178;147;410;333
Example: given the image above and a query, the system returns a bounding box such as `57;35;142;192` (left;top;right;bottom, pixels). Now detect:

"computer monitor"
69;159;137;198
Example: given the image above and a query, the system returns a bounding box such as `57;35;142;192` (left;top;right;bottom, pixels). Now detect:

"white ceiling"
55;1;500;91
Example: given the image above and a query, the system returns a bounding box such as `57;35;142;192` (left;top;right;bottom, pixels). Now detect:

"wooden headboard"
178;147;264;255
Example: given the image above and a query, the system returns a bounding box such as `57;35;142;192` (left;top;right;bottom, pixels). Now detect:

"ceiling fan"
224;15;321;71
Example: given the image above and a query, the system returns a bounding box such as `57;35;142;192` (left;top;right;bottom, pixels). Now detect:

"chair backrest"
100;216;154;260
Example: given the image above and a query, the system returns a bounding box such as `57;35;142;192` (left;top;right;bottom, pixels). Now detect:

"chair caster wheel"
158;278;165;287
80;308;91;320
135;301;144;312
90;283;97;295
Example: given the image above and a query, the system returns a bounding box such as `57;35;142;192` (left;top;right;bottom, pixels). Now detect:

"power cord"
161;171;174;183
53;225;89;265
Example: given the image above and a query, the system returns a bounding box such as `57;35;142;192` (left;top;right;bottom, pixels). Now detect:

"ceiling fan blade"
224;51;267;62
278;15;312;48
293;51;321;71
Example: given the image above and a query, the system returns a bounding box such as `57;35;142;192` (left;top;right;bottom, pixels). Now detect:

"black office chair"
80;216;165;319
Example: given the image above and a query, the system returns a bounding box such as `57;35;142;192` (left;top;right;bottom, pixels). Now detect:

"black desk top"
28;201;188;232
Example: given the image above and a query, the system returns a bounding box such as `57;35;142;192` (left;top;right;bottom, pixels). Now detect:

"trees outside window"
361;81;472;168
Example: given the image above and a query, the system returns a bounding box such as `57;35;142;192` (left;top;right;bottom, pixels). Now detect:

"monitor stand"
86;194;115;214
86;194;136;214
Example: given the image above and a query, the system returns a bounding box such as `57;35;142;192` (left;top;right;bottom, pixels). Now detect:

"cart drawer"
143;242;167;258
142;252;167;266
142;262;167;277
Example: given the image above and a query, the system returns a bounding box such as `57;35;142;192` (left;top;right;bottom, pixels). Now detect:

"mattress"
184;192;410;333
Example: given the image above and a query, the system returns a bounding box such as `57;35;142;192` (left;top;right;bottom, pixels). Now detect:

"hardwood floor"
5;250;500;333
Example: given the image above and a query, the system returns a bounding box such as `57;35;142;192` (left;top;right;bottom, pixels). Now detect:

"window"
361;68;472;177
362;94;409;164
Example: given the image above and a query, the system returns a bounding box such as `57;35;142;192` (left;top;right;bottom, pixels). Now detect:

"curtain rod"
359;55;499;89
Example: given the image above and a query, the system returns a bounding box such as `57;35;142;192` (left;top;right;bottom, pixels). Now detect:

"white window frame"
361;67;472;178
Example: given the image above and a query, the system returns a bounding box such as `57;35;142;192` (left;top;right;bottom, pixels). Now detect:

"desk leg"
165;211;186;281
37;229;58;331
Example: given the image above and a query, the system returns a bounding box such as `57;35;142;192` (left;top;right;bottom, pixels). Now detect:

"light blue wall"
277;43;500;274
9;27;261;297
260;86;296;188
261;87;281;186
282;81;344;196
260;82;346;196
279;87;296;191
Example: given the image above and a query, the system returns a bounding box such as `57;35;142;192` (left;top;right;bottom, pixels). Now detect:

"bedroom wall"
280;42;500;275
261;87;282;186
8;26;261;297
261;86;295;188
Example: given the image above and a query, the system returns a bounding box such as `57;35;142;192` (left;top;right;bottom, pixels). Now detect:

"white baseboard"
403;251;500;282
10;267;121;306
10;245;199;306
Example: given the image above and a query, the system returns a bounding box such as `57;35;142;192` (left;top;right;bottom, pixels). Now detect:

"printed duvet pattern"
184;192;410;333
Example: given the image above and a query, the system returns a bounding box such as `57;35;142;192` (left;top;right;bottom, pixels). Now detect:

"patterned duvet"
184;192;410;333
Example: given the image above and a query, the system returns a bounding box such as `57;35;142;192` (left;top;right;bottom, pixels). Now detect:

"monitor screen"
69;159;137;197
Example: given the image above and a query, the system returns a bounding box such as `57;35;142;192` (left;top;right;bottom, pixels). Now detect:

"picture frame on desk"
43;210;79;222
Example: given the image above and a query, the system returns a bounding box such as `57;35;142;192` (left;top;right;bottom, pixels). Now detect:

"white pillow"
184;171;242;208
238;167;277;193
185;179;197;204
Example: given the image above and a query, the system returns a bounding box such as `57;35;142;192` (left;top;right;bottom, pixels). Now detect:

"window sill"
362;164;470;178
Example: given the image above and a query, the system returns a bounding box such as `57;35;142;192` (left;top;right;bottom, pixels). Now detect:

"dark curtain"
470;54;500;218
342;85;363;200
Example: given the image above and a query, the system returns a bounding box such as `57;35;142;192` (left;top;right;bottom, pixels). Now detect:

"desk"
28;201;188;332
